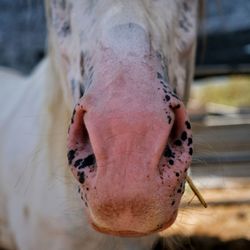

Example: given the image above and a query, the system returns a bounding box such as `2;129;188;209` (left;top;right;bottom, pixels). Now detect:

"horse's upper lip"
89;210;177;237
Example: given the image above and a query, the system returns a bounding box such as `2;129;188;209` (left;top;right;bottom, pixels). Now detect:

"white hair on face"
46;0;199;107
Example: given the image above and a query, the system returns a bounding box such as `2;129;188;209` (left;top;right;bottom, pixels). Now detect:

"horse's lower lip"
90;211;177;237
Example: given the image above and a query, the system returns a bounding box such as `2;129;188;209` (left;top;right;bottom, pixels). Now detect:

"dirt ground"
154;183;250;250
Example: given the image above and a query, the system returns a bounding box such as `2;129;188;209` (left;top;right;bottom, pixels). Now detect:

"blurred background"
0;0;249;249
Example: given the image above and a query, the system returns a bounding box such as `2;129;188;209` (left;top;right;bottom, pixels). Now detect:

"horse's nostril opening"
67;106;97;185
68;106;91;148
83;126;89;144
169;115;179;143
81;116;91;147
168;104;185;144
161;101;192;169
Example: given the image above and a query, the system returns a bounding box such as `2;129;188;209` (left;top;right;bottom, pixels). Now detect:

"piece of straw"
186;176;208;208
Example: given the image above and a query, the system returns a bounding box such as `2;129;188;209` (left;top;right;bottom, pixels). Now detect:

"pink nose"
67;56;192;235
67;94;192;235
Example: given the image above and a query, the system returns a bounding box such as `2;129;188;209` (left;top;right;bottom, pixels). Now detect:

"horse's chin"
86;209;178;237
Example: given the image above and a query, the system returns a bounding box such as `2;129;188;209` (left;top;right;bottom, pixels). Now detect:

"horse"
0;0;198;249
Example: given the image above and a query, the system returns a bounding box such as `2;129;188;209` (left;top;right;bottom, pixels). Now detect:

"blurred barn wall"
0;0;46;74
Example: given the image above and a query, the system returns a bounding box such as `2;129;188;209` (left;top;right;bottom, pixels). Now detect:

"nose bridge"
101;22;150;59
84;99;172;171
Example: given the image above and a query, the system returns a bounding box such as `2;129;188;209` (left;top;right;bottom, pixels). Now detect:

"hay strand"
186;176;208;208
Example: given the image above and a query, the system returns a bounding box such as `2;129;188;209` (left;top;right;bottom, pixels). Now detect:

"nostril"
68;105;89;148
168;99;192;146
160;99;193;175
67;104;96;186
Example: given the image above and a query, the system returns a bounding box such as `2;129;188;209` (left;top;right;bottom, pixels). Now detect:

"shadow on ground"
153;235;250;250
1;235;250;250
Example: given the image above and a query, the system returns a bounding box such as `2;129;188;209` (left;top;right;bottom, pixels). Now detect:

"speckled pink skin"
67;45;192;237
